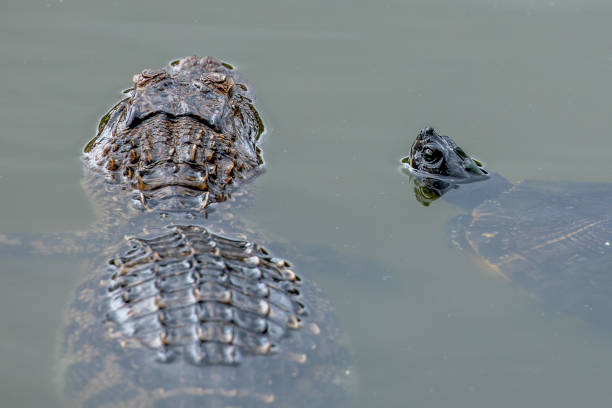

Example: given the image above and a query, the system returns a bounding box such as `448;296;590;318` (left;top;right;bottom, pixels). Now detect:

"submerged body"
62;226;347;408
404;127;612;326
4;57;350;407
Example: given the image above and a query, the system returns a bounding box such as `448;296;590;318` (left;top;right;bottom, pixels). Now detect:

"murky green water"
2;0;612;406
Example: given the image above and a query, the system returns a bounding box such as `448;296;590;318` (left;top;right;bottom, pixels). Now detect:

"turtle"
402;127;612;328
0;56;352;407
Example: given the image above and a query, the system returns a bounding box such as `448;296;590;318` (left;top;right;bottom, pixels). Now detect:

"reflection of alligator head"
401;127;494;207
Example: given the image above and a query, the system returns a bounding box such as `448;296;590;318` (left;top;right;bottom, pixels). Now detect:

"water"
1;0;612;406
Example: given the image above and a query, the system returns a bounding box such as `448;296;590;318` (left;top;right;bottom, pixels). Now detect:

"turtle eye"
422;148;440;163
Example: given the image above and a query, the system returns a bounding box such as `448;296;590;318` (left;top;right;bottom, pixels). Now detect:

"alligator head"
84;56;264;214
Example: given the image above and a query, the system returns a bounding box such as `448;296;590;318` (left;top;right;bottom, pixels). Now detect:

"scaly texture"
84;56;263;213
61;226;350;408
105;225;306;365
56;57;352;408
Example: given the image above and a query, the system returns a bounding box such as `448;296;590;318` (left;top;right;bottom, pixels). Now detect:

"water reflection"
400;127;491;207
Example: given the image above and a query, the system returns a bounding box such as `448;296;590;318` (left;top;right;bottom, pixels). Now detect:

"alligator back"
57;57;351;407
61;226;349;407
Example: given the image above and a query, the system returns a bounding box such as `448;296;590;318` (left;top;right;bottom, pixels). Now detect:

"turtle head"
401;127;492;206
405;127;488;179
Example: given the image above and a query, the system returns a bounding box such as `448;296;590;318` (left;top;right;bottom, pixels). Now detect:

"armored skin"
4;56;350;407
83;56;263;214
403;127;612;328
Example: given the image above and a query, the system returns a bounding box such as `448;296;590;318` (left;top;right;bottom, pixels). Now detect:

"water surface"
2;0;612;406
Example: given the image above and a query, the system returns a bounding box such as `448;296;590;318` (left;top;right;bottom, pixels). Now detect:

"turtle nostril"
421;127;434;136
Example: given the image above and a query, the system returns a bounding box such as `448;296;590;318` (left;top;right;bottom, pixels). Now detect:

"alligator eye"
422;148;440;163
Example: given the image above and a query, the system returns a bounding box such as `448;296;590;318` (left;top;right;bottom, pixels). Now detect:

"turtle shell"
451;180;612;326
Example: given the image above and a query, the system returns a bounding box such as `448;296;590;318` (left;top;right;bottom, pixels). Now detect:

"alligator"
2;56;351;407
